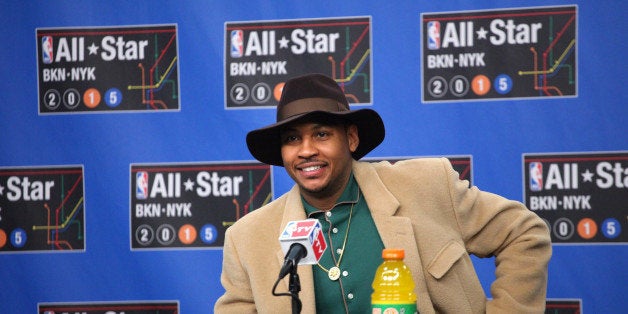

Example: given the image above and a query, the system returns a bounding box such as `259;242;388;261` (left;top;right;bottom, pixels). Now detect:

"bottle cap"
382;248;404;259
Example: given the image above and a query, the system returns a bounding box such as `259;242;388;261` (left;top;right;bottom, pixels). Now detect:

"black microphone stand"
273;243;307;313
288;264;302;314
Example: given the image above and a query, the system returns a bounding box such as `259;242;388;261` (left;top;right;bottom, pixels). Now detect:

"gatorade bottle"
371;248;418;314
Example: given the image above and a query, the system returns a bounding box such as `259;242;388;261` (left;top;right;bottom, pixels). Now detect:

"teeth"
302;166;321;172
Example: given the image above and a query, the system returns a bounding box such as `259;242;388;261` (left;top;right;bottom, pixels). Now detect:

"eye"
315;131;329;139
282;134;299;144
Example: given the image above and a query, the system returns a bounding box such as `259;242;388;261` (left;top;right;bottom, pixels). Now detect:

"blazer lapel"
353;161;436;313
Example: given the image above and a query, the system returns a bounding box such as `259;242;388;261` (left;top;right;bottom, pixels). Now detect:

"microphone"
277;219;327;278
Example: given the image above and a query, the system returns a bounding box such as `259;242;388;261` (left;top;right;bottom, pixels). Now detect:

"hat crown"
277;74;349;122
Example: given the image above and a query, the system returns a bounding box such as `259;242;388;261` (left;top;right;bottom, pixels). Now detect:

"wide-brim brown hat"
246;73;385;166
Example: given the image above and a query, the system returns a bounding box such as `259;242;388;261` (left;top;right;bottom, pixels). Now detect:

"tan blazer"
215;158;551;313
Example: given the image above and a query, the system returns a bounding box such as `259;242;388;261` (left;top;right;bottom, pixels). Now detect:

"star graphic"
278;36;290;49
581;169;594;182
184;178;195;191
476;27;488;40
87;42;99;55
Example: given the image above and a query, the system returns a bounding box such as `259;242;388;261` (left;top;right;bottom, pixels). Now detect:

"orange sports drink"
371;248;418;314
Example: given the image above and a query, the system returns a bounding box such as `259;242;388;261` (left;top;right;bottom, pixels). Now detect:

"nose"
298;137;318;159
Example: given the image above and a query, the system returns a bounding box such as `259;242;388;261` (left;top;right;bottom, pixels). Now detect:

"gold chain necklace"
316;194;357;281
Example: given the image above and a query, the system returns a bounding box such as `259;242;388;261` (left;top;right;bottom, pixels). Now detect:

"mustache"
296;158;326;166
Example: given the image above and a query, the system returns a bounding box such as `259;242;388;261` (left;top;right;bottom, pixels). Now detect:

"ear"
347;124;359;153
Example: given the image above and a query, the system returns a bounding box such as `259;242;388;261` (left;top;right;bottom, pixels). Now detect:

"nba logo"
427;21;440;50
136;171;149;199
230;30;244;58
42;36;54;64
529;162;543;191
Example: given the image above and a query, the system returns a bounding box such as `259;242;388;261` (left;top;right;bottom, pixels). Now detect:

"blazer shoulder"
369;157;452;178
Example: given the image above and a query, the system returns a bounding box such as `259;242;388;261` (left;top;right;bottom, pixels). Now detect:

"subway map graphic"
422;5;577;102
0;166;85;252
37;24;179;114
130;162;272;249
225;16;371;108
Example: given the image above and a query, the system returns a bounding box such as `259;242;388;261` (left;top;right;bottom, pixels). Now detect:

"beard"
296;170;351;204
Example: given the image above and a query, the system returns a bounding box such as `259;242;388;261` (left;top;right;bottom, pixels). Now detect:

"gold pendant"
328;266;341;281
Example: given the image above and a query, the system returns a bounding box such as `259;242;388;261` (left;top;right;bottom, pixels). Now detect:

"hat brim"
246;109;385;166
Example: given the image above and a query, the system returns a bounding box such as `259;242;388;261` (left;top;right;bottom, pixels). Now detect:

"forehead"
280;122;335;135
280;116;345;132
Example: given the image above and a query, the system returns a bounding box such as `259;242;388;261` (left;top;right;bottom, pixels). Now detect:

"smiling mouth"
302;165;322;172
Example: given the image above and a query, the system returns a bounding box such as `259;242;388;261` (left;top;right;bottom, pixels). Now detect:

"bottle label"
372;303;417;314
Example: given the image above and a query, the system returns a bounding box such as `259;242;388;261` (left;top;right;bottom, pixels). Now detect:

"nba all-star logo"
421;5;577;102
37;24;180;114
523;152;627;244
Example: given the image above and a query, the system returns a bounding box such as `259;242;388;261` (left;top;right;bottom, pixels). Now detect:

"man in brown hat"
215;74;551;313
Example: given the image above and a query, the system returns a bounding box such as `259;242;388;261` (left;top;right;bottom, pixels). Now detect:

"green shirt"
303;174;384;313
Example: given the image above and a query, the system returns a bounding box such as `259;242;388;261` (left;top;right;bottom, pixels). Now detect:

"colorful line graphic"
422;6;577;102
0;166;85;252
